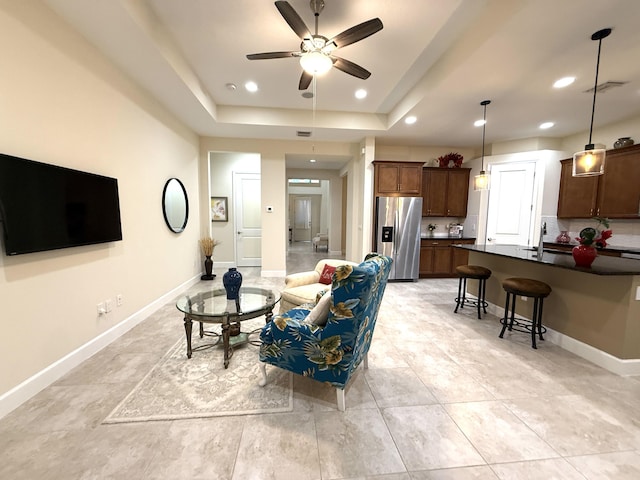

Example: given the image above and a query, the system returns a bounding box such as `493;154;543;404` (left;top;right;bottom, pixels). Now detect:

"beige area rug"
103;333;293;424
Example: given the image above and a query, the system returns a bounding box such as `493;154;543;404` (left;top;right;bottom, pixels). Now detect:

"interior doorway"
485;161;537;245
233;172;261;266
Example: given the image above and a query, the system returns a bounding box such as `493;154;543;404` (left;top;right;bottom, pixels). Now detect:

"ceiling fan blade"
299;71;313;90
247;51;298;60
332;56;371;79
275;1;311;40
329;18;383;49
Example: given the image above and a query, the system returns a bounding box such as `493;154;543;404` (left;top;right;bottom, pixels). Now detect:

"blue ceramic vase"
223;268;242;300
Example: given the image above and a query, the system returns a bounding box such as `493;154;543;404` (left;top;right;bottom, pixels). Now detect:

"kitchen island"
455;244;640;373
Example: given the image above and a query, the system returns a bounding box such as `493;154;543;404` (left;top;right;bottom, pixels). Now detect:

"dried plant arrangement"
199;237;220;257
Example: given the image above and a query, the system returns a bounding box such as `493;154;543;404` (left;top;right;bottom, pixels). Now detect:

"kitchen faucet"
537;222;547;258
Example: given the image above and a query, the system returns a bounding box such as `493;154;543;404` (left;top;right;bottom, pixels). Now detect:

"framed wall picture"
211;196;228;222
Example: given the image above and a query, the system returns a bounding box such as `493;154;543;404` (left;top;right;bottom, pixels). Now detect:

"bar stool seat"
499;277;551;349
454;265;492;319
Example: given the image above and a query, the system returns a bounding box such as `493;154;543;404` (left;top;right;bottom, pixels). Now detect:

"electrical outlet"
520;296;528;302
116;294;123;306
97;302;106;315
105;299;113;313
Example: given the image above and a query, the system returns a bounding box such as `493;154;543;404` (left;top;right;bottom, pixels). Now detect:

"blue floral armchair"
258;253;392;411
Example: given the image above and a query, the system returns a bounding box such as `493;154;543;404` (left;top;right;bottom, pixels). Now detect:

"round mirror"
162;178;189;233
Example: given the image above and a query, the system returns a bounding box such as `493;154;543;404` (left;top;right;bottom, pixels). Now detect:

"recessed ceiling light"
405;116;417;125
553;77;575;88
355;89;367;99
245;81;258;92
309;159;316;163
474;119;486;127
225;83;237;91
539;122;554;129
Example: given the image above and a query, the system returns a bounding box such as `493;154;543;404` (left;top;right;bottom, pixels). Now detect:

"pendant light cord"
588;38;603;146
481;104;487;170
480;100;491;171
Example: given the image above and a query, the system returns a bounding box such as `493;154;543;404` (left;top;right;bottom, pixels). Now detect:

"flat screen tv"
0;153;123;256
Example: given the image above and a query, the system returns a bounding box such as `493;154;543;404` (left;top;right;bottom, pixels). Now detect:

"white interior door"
234;173;261;266
293;197;311;242
486;162;536;245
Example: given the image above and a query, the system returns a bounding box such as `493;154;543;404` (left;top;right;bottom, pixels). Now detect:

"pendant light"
572;28;611;177
474;100;491;191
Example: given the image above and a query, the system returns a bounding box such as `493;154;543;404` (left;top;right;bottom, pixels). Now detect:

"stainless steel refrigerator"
375;196;423;281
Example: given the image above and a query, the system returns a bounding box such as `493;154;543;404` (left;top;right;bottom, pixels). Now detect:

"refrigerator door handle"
394;208;399;255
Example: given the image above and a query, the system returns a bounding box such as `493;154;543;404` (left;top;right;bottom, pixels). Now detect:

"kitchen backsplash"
420;217;475;237
542;216;640;249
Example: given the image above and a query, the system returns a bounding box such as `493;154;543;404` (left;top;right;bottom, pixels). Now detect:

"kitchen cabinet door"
419;245;451;276
374;162;423;196
446;169;470;217
557;159;599;218
432;246;453;275
422;168;470;217
597;147;640;218
422;169;448;216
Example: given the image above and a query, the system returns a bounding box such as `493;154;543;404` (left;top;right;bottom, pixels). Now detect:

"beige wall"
199;137;362;274
0;2;200;397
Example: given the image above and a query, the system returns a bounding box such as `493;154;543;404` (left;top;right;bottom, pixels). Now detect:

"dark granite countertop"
420;235;477;241
456;244;640;276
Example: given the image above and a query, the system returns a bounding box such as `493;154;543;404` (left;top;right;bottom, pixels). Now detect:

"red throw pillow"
319;264;336;285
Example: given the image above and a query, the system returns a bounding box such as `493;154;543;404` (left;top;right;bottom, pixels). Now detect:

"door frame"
485;161;537;246
233;172;262;267
478;155;543;247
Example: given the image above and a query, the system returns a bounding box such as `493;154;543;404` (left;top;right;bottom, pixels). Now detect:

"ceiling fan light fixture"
572;27;611;177
300;51;333;75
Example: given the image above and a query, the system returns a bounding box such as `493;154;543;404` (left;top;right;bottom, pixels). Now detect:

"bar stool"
454;265;492;319
499;277;551;349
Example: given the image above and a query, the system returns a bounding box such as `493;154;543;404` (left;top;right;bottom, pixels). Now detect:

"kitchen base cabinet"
420;238;475;278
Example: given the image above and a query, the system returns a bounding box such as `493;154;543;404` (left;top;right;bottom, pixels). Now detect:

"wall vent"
584;81;627;93
296;131;312;137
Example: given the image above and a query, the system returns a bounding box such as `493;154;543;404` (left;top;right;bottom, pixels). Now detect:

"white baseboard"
486;301;640;376
261;269;286;277
0;275;201;420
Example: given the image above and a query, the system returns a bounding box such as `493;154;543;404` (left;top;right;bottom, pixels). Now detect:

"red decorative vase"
572;245;597;268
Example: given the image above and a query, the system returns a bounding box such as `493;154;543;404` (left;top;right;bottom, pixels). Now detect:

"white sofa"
279;258;359;313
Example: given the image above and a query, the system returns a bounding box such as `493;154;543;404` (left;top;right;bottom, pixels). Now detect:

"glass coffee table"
176;286;280;368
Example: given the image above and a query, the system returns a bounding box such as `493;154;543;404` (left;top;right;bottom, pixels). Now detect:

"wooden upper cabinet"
557;159;599;218
422;169;448;216
557;145;640;218
422;167;470;217
597;146;640;218
446;169;471;217
373;161;423;196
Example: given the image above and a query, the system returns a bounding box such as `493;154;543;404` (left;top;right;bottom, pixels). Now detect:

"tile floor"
2;242;640;479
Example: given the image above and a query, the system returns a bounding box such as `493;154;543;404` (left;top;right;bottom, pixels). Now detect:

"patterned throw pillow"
319;264;336;285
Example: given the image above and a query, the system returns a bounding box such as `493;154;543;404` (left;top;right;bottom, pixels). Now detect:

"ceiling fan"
246;0;383;90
